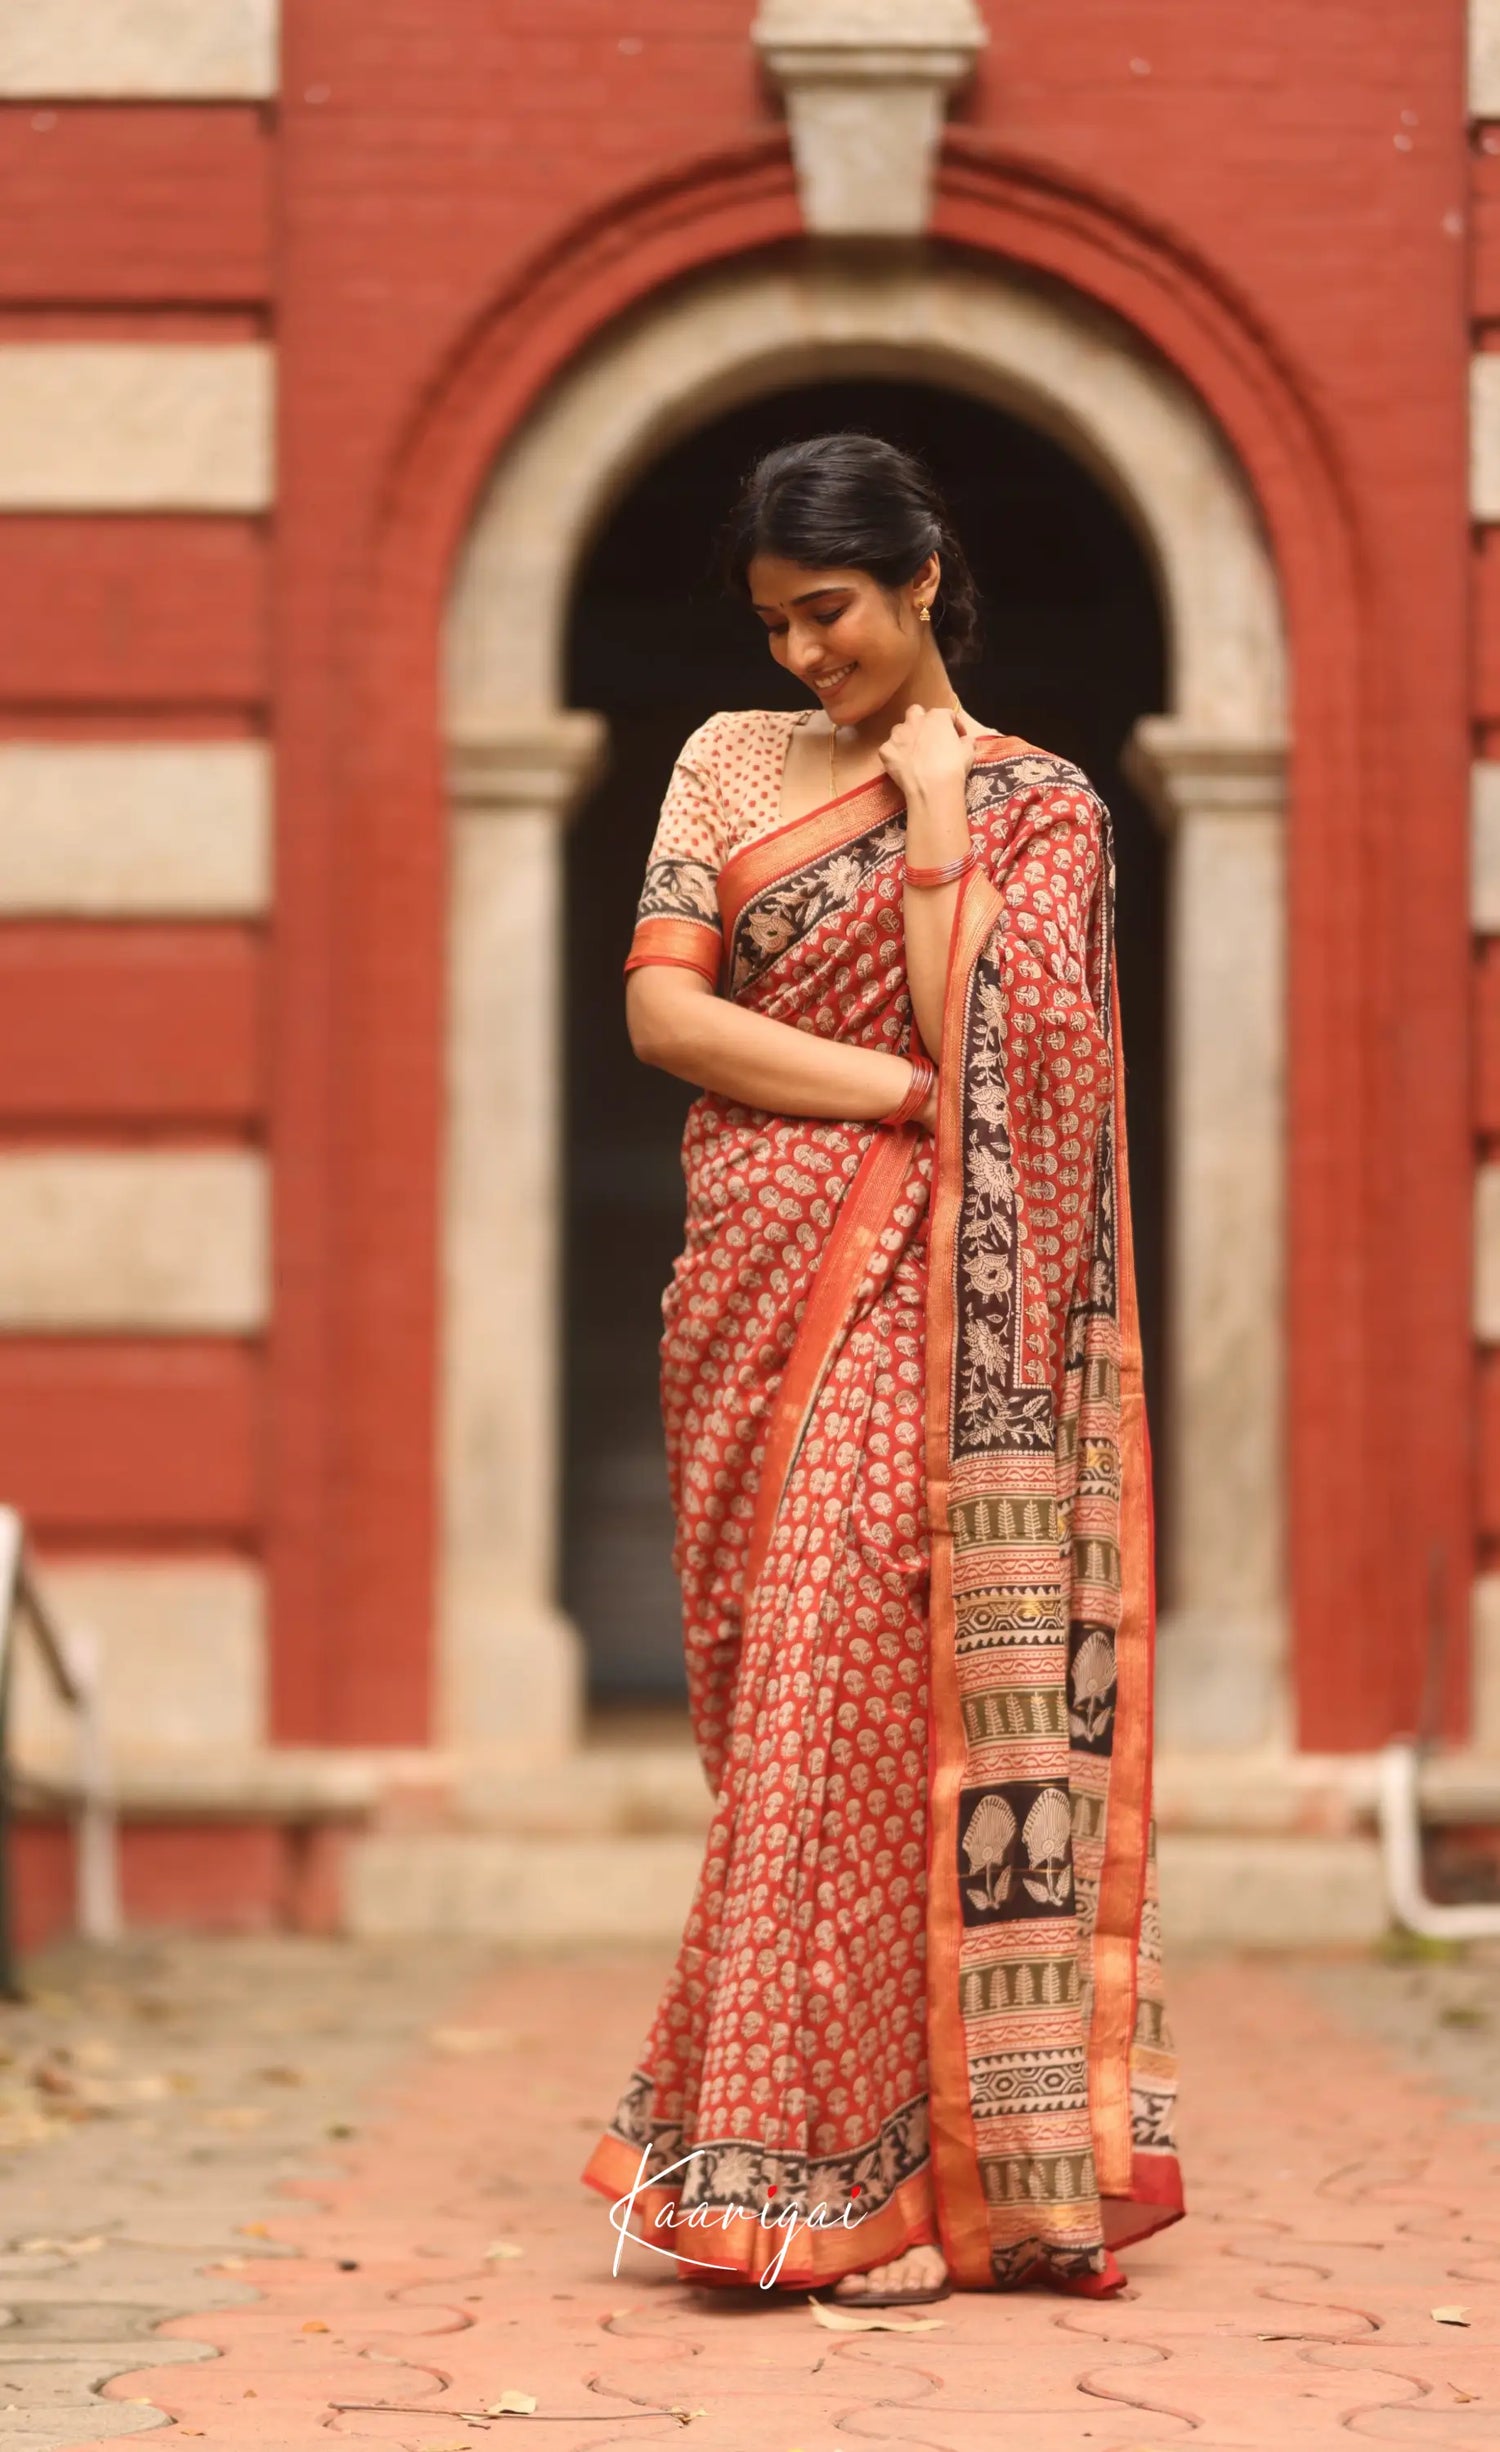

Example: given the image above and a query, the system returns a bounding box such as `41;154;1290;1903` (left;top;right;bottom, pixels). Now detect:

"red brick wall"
0;97;272;1603
0;0;1475;1754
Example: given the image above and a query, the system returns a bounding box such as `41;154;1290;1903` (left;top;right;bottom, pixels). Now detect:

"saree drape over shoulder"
582;711;1183;2293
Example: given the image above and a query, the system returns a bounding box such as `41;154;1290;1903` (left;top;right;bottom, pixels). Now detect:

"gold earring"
918;601;932;623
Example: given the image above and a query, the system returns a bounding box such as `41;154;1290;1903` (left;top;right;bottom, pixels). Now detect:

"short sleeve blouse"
623;709;800;986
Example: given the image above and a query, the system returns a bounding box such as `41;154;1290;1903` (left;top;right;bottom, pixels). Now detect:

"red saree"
582;723;1183;2292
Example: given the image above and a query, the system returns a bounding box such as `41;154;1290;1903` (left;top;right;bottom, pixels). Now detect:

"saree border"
922;881;1168;2284
739;1118;919;1606
581;2130;938;2289
1084;972;1156;2196
624;915;721;984
718;771;901;941
922;864;1007;2290
718;731;1021;939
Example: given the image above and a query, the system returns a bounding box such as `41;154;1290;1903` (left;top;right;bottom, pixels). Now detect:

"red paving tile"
52;1951;1500;2451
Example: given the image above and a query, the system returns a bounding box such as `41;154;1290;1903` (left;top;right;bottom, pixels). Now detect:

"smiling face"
747;550;939;727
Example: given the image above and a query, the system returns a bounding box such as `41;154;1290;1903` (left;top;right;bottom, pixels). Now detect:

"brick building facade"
1;0;1491;1941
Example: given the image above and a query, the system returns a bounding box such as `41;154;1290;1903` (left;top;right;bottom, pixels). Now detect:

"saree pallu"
582;737;1184;2291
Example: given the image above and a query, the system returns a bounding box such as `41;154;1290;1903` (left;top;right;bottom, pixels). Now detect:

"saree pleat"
582;733;1183;2291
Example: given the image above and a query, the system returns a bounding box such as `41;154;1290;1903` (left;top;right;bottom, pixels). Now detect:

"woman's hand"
877;703;979;811
916;1081;939;1135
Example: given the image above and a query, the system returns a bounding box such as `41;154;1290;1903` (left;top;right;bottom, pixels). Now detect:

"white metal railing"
0;1506;119;1990
1377;1739;1500;1944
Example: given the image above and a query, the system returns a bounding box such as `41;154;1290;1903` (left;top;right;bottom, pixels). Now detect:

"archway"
441;252;1288;1762
561;376;1167;1700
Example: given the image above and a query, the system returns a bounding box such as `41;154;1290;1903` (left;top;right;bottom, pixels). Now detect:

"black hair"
720;431;981;668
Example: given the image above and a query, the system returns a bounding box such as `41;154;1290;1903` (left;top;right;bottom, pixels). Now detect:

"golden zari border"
740;1120;919;1608
922;863;1009;2292
718;772;901;940
1084;971;1155;2197
623;916;721;984
718;734;1022;940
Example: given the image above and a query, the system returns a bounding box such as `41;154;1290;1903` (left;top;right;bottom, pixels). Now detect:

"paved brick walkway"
6;1941;1500;2449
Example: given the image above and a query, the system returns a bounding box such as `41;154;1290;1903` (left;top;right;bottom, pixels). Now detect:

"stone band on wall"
0;345;273;510
0;0;278;97
11;1557;265;1770
0;742;271;916
1473;0;1500;120
1472;355;1500;521
0;1150;268;1330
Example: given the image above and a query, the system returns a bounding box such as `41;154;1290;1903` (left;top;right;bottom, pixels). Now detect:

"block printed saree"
581;714;1183;2292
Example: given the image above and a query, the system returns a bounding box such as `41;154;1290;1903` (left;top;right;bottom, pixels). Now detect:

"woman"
581;434;1182;2306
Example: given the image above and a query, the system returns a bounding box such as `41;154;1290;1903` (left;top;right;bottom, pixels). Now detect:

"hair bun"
720;432;981;668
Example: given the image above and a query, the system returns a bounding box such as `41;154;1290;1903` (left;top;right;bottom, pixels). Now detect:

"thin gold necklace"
828;695;965;799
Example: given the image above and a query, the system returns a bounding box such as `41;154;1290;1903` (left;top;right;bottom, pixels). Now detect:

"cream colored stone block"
11;1558;264;1769
0;1151;267;1330
0;344;272;510
1473;355;1500;521
0;1;276;97
1474;0;1500;118
753;0;985;236
1473;1575;1500;1754
1474;762;1500;931
0;742;271;916
1156;1833;1386;1948
1477;1164;1500;1342
345;1832;702;1942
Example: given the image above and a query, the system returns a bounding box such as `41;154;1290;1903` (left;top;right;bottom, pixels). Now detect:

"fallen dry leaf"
237;2221;271;2238
301;2319;330;2333
808;2297;944;2334
487;2390;538;2414
1433;2306;1472;2326
485;2240;524;2261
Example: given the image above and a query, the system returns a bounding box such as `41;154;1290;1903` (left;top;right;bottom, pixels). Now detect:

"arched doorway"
562;378;1167;1700
441;254;1287;1765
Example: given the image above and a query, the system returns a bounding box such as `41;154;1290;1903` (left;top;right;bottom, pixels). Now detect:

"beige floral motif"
962;1792;1017;1910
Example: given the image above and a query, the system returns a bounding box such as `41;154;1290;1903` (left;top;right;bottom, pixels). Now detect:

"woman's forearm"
627;972;913;1121
902;772;971;1055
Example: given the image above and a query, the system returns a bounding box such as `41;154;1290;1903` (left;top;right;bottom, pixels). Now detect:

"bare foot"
832;2243;948;2302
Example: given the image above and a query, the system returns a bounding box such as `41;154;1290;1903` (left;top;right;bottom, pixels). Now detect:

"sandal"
826;2275;953;2310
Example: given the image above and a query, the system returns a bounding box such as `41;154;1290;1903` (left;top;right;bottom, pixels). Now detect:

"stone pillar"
442;712;606;1764
1124;718;1290;1751
751;0;986;238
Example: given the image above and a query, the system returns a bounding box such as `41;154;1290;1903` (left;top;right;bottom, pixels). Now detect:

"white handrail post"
66;1625;120;1944
0;1507;122;1969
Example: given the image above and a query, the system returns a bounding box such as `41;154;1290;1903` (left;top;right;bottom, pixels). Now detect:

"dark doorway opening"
563;378;1168;1702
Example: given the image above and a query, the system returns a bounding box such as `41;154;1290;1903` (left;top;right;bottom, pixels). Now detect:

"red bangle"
882;1052;937;1127
904;842;978;889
